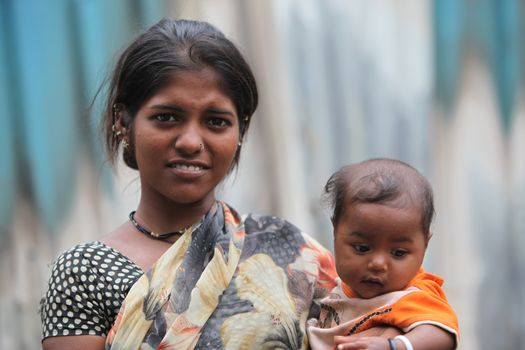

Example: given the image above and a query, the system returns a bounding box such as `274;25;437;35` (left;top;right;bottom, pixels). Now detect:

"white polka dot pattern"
40;242;143;339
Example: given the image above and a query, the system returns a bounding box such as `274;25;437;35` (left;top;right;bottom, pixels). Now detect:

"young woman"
40;18;339;350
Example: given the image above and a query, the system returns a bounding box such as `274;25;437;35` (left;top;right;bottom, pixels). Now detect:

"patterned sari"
105;202;336;350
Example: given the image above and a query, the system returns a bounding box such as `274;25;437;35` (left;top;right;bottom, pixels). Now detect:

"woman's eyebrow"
206;108;235;116
149;104;235;117
150;103;184;112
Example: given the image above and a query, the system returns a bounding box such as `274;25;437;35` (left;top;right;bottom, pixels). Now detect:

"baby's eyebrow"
391;236;414;243
349;231;369;239
349;231;415;243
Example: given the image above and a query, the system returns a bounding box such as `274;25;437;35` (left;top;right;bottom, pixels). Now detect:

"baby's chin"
353;281;389;299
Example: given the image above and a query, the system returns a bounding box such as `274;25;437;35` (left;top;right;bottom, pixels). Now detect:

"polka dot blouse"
40;242;143;339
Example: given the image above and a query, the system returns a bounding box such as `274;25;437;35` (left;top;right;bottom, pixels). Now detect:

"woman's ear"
114;103;128;133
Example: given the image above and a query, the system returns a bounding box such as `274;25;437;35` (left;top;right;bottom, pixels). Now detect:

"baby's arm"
332;326;401;350
395;324;455;349
333;324;454;350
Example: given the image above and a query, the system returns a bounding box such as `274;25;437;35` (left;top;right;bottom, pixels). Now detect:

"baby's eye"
207;117;231;128
155;114;181;122
352;244;370;253
391;249;408;258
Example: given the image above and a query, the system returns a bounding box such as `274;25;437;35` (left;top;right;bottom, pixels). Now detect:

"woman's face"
130;68;240;209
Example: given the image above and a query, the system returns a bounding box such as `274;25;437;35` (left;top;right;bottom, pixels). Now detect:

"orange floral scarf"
106;202;336;350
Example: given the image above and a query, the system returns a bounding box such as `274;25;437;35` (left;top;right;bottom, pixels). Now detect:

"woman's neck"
134;195;215;235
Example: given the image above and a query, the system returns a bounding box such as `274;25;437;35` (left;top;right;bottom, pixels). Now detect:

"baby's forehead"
344;163;418;185
339;201;426;236
343;166;423;200
346;196;422;213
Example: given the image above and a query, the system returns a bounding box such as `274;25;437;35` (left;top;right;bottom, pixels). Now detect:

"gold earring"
112;124;122;137
113;103;122;113
122;139;129;149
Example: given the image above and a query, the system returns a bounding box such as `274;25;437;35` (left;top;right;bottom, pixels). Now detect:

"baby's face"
333;202;428;299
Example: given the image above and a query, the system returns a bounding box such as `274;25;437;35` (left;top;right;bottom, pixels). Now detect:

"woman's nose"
174;123;203;155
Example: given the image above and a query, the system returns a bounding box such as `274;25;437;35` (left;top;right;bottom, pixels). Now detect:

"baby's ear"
330;217;337;240
425;231;433;247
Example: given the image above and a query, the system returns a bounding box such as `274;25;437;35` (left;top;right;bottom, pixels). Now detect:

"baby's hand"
306;318;319;328
334;336;390;350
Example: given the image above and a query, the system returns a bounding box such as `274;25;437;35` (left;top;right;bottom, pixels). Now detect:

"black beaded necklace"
129;211;185;240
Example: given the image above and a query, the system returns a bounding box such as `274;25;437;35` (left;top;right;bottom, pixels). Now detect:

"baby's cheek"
335;257;353;279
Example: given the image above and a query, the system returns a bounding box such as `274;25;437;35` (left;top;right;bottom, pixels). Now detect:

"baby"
307;158;459;350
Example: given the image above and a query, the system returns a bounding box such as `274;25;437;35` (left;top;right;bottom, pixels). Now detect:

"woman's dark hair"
323;158;435;235
102;18;258;169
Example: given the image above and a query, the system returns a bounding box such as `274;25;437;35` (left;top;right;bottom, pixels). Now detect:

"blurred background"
1;0;524;349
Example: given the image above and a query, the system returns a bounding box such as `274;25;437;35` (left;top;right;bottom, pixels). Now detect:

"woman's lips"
167;161;209;179
169;163;204;171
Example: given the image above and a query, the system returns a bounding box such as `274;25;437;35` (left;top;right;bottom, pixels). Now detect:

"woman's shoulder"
50;241;142;284
56;240;113;257
51;241;105;271
239;210;338;291
241;212;334;259
41;241;144;339
54;241;135;265
242;211;300;232
223;202;307;237
241;212;323;245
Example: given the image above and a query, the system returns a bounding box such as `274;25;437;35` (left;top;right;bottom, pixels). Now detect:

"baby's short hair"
323;158;435;235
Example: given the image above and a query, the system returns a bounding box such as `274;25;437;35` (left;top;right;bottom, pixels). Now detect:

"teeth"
172;164;203;171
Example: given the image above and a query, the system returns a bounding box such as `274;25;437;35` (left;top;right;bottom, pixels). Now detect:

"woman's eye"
352;244;370;253
155;114;181;122
392;249;408;258
207;117;231;128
